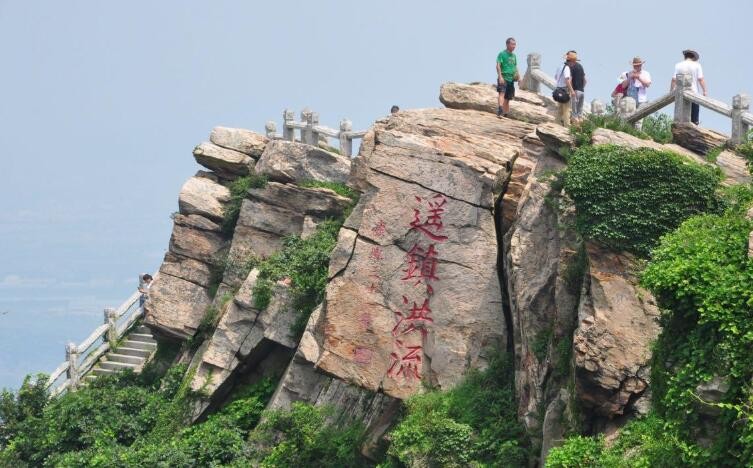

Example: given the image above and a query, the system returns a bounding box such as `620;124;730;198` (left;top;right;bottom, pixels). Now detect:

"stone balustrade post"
339;119;353;157
618;96;636;120
521;53;541;93
673;73;693;123
591;99;606;116
310;112;320;146
65;342;80;391
300;108;313;145
265;121;277;139
104;307;118;349
282;109;295;141
731;93;750;145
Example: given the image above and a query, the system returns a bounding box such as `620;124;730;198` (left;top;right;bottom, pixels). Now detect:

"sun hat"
683;49;699;60
632;56;645;65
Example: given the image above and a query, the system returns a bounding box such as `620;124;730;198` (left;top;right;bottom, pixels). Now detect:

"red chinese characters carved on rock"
410;194;448;241
387;342;422;380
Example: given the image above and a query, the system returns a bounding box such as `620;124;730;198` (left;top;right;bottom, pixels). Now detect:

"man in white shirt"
671;49;707;125
620;57;652;129
554;54;576;127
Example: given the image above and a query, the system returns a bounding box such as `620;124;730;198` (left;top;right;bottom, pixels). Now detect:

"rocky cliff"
142;81;749;464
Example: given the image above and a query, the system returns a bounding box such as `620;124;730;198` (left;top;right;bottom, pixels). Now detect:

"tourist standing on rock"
554;54;576;127
567;51;586;124
620;57;652;129
138;273;153;308
496;37;519;118
671;49;707;125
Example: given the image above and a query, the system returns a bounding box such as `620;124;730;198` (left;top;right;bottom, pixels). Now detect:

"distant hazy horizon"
1;0;751;390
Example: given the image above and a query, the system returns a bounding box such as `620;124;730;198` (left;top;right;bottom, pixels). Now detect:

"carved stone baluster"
521;53;541;93
65;342;80;391
282;109;295;141
673;73;693;124
339;119;353;157
731;93;750;145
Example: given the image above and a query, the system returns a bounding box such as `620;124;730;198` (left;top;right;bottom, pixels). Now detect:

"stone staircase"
85;325;157;382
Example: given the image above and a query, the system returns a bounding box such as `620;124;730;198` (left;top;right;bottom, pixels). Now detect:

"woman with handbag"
553;53;577;127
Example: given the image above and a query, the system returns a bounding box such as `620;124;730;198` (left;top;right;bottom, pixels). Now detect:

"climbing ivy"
563;144;721;256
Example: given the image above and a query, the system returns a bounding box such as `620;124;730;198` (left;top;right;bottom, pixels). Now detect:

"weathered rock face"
210;126;268;158
716;150;752;186
672;122;728;155
223;182;351;286
573;243;661;418
314;108;522;399
193;142;252;179
536;122;575;157
439;81;556;124
255;140;351;184
178;176;231;222
189;269;299;401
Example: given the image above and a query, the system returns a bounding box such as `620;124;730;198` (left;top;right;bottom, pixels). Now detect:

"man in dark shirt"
566;51;587;123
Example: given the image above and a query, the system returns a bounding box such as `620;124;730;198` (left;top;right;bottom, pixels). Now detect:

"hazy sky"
1;0;751;389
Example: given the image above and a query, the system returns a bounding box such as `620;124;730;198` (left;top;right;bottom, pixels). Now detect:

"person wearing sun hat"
671;49;707;125
620;56;652;128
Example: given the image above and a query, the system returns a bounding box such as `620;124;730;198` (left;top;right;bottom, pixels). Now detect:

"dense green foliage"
221;171;269;235
0;366;300;468
546;414;705;467
640;212;753;464
563;145;721;256
248;402;367;467
383;354;528;467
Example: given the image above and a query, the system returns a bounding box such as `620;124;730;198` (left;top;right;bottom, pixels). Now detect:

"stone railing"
522;53;753;145
44;277;154;396
264;109;367;157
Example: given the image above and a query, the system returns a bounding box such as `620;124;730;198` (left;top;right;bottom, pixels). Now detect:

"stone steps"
84;323;158;384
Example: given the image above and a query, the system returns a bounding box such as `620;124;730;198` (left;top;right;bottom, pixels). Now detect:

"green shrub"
386;353;528;466
248;402;367;467
546;415;707;467
571;112;650;147
299;180;358;200
563;145;721;256
252;218;345;337
545;435;607;468
641;213;753;464
641;112;674;144
222;172;269;235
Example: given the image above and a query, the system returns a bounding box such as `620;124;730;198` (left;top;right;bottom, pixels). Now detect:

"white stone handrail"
523;53;753;145
44;274;157;396
264;109;366;157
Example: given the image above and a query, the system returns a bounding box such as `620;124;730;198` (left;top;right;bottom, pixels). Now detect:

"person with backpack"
553;53;576;127
496;37;519;118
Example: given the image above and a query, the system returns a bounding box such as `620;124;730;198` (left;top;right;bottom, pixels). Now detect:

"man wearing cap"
671;50;707;125
620;57;652;129
496;37;519;118
566;51;587;123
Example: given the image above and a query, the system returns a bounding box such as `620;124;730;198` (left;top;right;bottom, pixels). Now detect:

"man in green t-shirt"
496;37;519;118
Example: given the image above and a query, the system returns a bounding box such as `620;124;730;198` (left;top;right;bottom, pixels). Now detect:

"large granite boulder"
193;142;252;179
573;243;661;418
536;123;575;157
145;216;228;339
178;176;231;222
255;140;351;184
439;81;555;124
210;126;268;158
314;108;523;399
671;123;728;155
